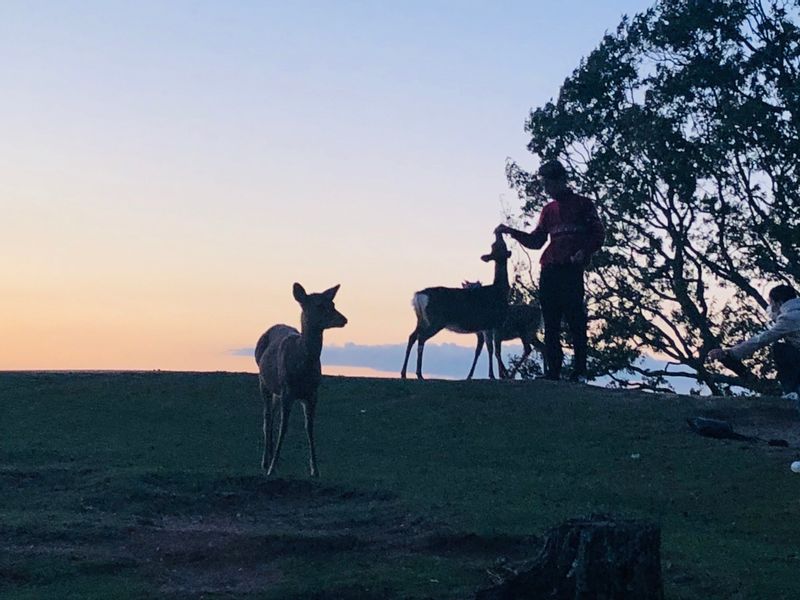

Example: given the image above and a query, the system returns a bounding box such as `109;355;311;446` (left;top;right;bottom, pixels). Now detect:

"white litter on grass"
630;453;641;460
790;461;800;473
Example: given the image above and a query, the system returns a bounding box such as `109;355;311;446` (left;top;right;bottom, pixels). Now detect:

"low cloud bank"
231;342;699;391
231;341;523;380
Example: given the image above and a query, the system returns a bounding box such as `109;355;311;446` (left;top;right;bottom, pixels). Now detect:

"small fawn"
255;283;347;477
461;281;544;380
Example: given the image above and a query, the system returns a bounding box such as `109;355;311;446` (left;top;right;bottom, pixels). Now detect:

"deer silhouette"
255;283;347;477
400;234;511;380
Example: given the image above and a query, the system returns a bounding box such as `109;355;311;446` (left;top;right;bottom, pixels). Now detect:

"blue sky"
1;1;657;370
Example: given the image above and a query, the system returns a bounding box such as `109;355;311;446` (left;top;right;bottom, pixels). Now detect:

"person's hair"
538;160;567;181
768;284;798;304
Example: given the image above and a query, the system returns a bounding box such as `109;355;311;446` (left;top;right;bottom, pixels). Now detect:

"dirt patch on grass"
4;472;537;597
128;476;455;595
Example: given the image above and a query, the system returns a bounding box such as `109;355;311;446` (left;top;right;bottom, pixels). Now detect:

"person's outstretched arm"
709;313;799;361
496;208;549;250
728;314;799;359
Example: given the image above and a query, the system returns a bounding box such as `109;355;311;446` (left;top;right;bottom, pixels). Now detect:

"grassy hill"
2;372;799;599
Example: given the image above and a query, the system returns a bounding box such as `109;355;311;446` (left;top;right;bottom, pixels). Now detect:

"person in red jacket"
496;160;605;382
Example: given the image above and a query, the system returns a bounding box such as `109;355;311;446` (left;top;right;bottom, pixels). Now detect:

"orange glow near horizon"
1;1;659;371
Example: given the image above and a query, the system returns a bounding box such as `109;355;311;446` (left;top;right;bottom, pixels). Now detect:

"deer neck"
299;316;324;364
493;259;510;295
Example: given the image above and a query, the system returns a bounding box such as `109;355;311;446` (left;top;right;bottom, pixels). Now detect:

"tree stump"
475;515;663;600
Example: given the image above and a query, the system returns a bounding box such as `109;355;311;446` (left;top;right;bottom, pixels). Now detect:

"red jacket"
512;191;604;267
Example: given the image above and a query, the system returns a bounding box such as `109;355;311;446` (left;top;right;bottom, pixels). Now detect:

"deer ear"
480;254;491;262
293;283;308;303
321;284;340;300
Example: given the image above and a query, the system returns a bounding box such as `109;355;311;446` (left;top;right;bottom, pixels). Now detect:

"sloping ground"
1;371;799;599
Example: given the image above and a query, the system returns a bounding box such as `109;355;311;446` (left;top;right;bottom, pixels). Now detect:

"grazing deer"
461;281;544;380
255;283;347;477
400;233;511;380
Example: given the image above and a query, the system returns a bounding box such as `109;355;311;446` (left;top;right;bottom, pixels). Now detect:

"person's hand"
708;348;726;361
494;224;512;236
571;249;586;264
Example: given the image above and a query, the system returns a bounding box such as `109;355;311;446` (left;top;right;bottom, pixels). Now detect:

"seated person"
708;284;800;400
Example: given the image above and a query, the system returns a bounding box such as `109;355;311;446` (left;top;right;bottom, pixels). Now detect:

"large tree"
507;0;800;394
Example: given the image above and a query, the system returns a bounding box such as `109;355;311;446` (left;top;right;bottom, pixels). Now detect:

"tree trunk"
476;515;663;600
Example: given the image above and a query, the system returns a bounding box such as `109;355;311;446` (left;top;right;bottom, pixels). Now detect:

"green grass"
2;371;799;598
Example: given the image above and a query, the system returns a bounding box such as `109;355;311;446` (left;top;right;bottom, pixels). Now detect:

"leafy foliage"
508;0;800;393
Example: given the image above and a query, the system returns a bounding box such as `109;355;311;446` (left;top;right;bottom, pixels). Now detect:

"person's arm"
510;227;547;250
496;207;549;250
727;315;798;359
707;347;753;379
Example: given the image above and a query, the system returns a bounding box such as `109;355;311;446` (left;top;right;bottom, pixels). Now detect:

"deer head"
293;283;348;330
481;233;512;263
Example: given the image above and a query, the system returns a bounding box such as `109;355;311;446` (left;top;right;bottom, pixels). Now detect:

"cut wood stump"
475;514;663;600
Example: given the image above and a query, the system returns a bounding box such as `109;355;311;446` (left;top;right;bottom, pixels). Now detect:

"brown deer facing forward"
461;281;544;380
400;233;512;380
255;283;347;477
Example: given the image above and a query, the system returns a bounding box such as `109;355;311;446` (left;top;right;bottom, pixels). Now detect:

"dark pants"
540;264;587;379
721;342;800;393
773;342;800;393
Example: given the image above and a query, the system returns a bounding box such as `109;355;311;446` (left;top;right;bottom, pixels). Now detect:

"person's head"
538;160;569;198
768;284;798;314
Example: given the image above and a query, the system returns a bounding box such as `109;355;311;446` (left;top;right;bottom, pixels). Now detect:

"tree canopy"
508;0;800;393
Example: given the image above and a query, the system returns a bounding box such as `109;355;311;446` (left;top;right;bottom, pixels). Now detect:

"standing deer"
255;283;347;477
400;233;511;380
461;281;544;380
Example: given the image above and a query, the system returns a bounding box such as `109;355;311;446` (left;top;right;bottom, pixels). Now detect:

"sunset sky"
1;1;655;374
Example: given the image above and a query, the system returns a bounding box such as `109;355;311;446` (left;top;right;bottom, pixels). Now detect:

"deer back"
497;304;542;342
256;324;321;397
418;284;508;333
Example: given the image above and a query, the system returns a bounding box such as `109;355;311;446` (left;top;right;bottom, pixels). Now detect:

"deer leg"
415;327;442;380
466;334;484;380
266;391;294;477
530;335;547;376
416;336;427;380
508;340;532;380
485;334;495;379
495;335;507;379
259;381;273;471
302;396;319;478
401;329;418;379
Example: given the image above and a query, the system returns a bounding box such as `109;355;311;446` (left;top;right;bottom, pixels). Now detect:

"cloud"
232;341;706;392
231;341;527;379
230;348;254;357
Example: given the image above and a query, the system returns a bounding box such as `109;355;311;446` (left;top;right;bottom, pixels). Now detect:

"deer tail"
412;293;431;328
